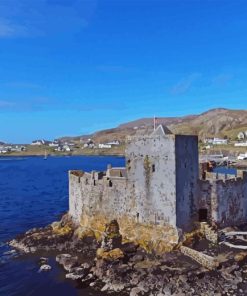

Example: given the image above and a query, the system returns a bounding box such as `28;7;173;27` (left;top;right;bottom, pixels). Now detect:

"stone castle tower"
125;125;199;231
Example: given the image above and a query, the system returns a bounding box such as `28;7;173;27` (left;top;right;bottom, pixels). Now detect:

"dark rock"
101;220;122;251
121;242;139;254
130;254;144;263
39;257;48;265
56;254;79;271
66;266;89;280
81;273;96;286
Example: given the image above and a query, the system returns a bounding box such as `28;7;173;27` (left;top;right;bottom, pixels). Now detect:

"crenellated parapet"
198;170;247;228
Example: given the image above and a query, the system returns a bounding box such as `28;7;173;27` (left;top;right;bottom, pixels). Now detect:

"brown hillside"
60;108;247;143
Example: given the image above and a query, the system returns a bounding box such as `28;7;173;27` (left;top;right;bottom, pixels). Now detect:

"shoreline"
0;152;125;158
8;214;247;295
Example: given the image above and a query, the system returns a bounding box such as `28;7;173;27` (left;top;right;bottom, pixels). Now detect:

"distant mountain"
59;108;247;143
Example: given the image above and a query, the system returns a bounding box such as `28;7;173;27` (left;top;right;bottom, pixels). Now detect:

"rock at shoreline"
8;214;247;295
39;264;51;272
66;265;90;280
39;257;48;265
56;254;79;271
96;247;124;261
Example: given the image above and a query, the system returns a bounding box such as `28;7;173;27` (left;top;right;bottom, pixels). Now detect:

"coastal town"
1;121;247;169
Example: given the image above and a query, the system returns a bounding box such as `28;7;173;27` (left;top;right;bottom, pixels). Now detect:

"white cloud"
0;18;28;37
170;73;201;95
0;100;15;108
0;0;97;38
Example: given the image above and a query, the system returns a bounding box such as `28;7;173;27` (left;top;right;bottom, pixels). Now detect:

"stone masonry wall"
175;135;199;231
69;170;179;253
180;246;219;270
125;134;177;227
213;172;247;227
69;171;133;223
198;171;247;228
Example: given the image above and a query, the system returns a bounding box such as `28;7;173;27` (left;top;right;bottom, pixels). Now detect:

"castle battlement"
204;170;247;183
69;124;247;246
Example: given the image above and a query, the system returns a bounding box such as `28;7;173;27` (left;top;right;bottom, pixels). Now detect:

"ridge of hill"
59;108;247;144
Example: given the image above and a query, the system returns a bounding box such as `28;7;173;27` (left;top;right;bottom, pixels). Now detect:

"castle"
69;125;247;250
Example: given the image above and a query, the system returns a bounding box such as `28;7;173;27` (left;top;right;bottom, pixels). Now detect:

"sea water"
0;156;125;296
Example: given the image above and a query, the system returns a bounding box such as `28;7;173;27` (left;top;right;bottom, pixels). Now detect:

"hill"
65;108;247;144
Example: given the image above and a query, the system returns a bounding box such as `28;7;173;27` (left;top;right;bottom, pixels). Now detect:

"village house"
106;140;120;146
204;137;228;145
238;131;246;140
98;143;112;149
31;139;48;146
49;141;60;147
83;139;95;149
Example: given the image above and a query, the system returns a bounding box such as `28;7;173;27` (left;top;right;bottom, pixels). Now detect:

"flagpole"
153;115;156;131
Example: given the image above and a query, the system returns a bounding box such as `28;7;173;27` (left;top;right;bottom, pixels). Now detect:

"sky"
0;0;247;143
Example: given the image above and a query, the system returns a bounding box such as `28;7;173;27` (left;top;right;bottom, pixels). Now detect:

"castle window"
109;180;113;187
136;212;139;222
152;164;155;172
85;178;89;185
93;180;96;186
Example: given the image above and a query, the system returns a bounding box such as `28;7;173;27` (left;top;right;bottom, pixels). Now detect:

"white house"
237;153;247;160
98;143;112;149
212;138;228;145
31;139;46;146
106;140;120;146
83;139;95;149
49;142;59;147
63;145;71;152
237;132;246;140
235;142;247;147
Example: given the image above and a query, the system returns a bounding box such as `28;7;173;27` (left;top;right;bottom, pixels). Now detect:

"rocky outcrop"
9;214;247;295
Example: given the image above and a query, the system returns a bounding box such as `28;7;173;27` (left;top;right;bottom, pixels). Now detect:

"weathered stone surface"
56;254;79;271
130;254;144;263
39;264;51;271
66;264;91;280
96;248;124;261
39;257;48;264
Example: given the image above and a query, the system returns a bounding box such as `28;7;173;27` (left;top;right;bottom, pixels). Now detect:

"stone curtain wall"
68;170;179;253
198;171;247;228
213;172;247;227
69;171;134;223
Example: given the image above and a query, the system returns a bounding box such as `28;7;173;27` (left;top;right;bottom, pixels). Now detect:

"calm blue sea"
0;156;125;296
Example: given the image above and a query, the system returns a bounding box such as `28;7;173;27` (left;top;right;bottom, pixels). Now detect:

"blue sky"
0;0;247;143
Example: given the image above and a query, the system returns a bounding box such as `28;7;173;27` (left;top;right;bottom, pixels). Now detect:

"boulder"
130;287;143;296
39;264;51;272
56;254;79;271
96;248;124;261
39;257;48;265
66;266;90;280
130;254;144;263
56;253;71;264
